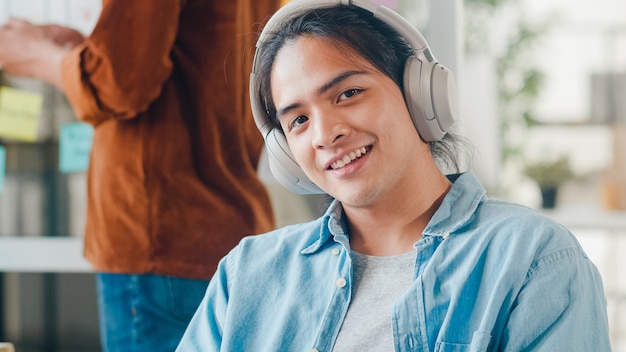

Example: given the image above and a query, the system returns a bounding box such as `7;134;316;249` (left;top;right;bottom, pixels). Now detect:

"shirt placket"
393;235;441;352
310;240;352;352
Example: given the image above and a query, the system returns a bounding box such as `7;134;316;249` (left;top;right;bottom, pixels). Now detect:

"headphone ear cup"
403;56;458;142
403;56;433;141
430;63;459;135
265;129;324;194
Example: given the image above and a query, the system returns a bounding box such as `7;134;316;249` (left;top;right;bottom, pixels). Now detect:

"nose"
311;109;350;149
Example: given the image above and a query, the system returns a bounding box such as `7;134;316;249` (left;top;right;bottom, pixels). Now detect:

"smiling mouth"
329;146;370;170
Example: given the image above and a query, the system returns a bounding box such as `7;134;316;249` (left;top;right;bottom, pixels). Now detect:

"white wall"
0;0;100;34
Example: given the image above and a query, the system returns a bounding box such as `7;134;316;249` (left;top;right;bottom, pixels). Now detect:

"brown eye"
290;115;309;130
339;88;361;101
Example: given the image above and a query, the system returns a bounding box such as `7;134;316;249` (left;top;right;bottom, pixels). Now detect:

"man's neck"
345;173;451;256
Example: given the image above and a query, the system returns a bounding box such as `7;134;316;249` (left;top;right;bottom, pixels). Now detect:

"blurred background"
0;0;624;350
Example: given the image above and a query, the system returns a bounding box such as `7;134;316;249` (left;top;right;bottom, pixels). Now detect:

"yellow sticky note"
0;86;43;142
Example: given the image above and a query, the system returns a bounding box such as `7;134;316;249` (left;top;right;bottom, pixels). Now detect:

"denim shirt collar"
301;200;347;255
301;171;486;254
423;172;486;237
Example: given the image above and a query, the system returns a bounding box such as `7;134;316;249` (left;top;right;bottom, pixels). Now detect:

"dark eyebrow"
318;70;364;96
275;70;366;120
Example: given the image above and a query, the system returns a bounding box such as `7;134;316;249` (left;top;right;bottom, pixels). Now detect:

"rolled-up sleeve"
60;0;183;125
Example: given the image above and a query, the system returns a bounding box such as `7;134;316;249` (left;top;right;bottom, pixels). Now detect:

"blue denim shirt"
177;172;611;351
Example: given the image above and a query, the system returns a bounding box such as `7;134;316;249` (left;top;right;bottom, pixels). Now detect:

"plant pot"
540;186;558;209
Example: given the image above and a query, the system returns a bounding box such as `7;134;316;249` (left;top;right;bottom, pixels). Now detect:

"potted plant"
523;156;575;208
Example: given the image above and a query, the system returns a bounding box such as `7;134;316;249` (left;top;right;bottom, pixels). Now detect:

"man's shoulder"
475;198;580;253
479;198;563;228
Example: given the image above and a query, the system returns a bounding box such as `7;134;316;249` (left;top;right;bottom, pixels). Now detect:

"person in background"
0;0;281;350
176;0;611;351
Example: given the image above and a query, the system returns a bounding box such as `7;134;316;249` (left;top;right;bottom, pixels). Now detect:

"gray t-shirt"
332;250;416;351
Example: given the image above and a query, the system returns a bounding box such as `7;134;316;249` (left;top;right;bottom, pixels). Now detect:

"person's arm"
0;18;70;89
177;256;231;351
60;0;184;125
501;247;611;351
41;24;85;49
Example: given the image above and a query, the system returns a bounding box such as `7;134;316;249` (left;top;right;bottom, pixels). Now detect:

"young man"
177;1;611;350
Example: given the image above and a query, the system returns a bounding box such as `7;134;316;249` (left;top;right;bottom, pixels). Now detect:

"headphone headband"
250;0;458;194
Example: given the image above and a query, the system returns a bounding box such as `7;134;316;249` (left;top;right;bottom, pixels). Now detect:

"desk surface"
0;237;92;272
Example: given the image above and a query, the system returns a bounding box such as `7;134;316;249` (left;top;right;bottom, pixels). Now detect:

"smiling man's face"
271;36;432;209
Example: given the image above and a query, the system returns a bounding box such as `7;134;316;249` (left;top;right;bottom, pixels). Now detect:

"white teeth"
330;147;368;169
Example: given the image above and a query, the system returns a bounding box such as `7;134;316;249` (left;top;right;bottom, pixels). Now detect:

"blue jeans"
96;273;209;352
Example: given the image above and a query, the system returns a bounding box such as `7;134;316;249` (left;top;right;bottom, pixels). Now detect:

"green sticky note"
0;145;5;193
59;122;94;173
0;86;43;142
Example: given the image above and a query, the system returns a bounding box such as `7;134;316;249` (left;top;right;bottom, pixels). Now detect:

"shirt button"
336;278;347;288
331;248;340;255
443;232;450;240
311;349;319;352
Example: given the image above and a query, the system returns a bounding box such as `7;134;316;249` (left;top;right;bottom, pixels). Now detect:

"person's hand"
0;18;56;76
0;18;71;88
40;24;85;49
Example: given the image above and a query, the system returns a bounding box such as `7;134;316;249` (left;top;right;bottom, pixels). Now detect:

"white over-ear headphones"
250;0;458;194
